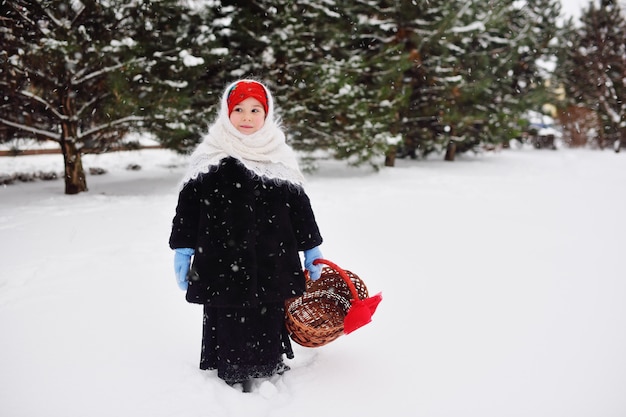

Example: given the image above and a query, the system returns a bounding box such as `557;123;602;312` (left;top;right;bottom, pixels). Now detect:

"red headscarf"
226;81;268;115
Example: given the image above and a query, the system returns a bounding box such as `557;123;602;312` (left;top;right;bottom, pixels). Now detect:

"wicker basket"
285;259;370;347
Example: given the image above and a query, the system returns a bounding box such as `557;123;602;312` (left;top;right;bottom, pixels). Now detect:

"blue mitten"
174;248;194;291
304;246;323;281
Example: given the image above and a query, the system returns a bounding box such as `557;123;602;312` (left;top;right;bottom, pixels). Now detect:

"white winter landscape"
1;144;625;417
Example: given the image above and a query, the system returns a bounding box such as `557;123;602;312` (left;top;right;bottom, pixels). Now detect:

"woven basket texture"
285;266;369;347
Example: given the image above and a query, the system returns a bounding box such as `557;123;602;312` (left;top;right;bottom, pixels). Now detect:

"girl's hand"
304;247;323;281
174;248;194;290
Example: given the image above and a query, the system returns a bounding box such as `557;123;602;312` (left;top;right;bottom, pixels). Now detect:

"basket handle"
312;258;361;302
314;258;383;335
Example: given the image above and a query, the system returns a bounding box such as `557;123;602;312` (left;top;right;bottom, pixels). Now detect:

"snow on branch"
72;57;147;85
450;21;486;33
9;62;57;86
0;117;61;141
76;95;102;118
41;7;67;29
17;90;66;121
79;116;145;139
69;2;86;26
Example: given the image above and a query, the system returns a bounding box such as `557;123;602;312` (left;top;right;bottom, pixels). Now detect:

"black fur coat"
169;157;322;307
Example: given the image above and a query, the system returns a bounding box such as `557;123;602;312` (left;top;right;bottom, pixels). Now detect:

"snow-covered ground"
1;146;625;417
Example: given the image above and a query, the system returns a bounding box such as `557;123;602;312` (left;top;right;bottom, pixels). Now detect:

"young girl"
169;79;323;392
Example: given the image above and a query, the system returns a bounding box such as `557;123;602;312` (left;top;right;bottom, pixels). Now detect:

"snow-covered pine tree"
276;0;412;168
0;0;212;194
204;0;410;168
389;0;453;159
201;0;274;79
266;0;411;168
126;3;224;153
246;0;346;154
498;0;564;144
558;0;626;151
394;0;563;160
336;0;412;167
183;0;564;166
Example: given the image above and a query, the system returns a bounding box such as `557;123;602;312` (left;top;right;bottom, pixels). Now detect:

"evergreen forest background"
1;0;625;194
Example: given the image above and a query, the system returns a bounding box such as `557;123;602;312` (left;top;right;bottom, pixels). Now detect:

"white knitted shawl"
180;79;305;188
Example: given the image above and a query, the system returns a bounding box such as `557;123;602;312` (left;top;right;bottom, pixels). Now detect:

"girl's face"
229;97;266;135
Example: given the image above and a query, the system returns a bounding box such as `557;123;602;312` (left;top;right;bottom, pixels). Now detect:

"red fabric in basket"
343;292;383;334
312;258;382;335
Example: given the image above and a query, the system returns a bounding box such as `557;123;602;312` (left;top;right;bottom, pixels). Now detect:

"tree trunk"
61;139;87;194
59;87;88;194
618;126;626;153
384;145;396;167
444;140;456;161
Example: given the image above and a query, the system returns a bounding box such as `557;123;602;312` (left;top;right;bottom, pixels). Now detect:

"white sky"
561;0;626;18
560;0;589;18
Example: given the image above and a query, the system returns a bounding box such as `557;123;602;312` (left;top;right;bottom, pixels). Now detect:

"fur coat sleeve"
169;157;323;307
